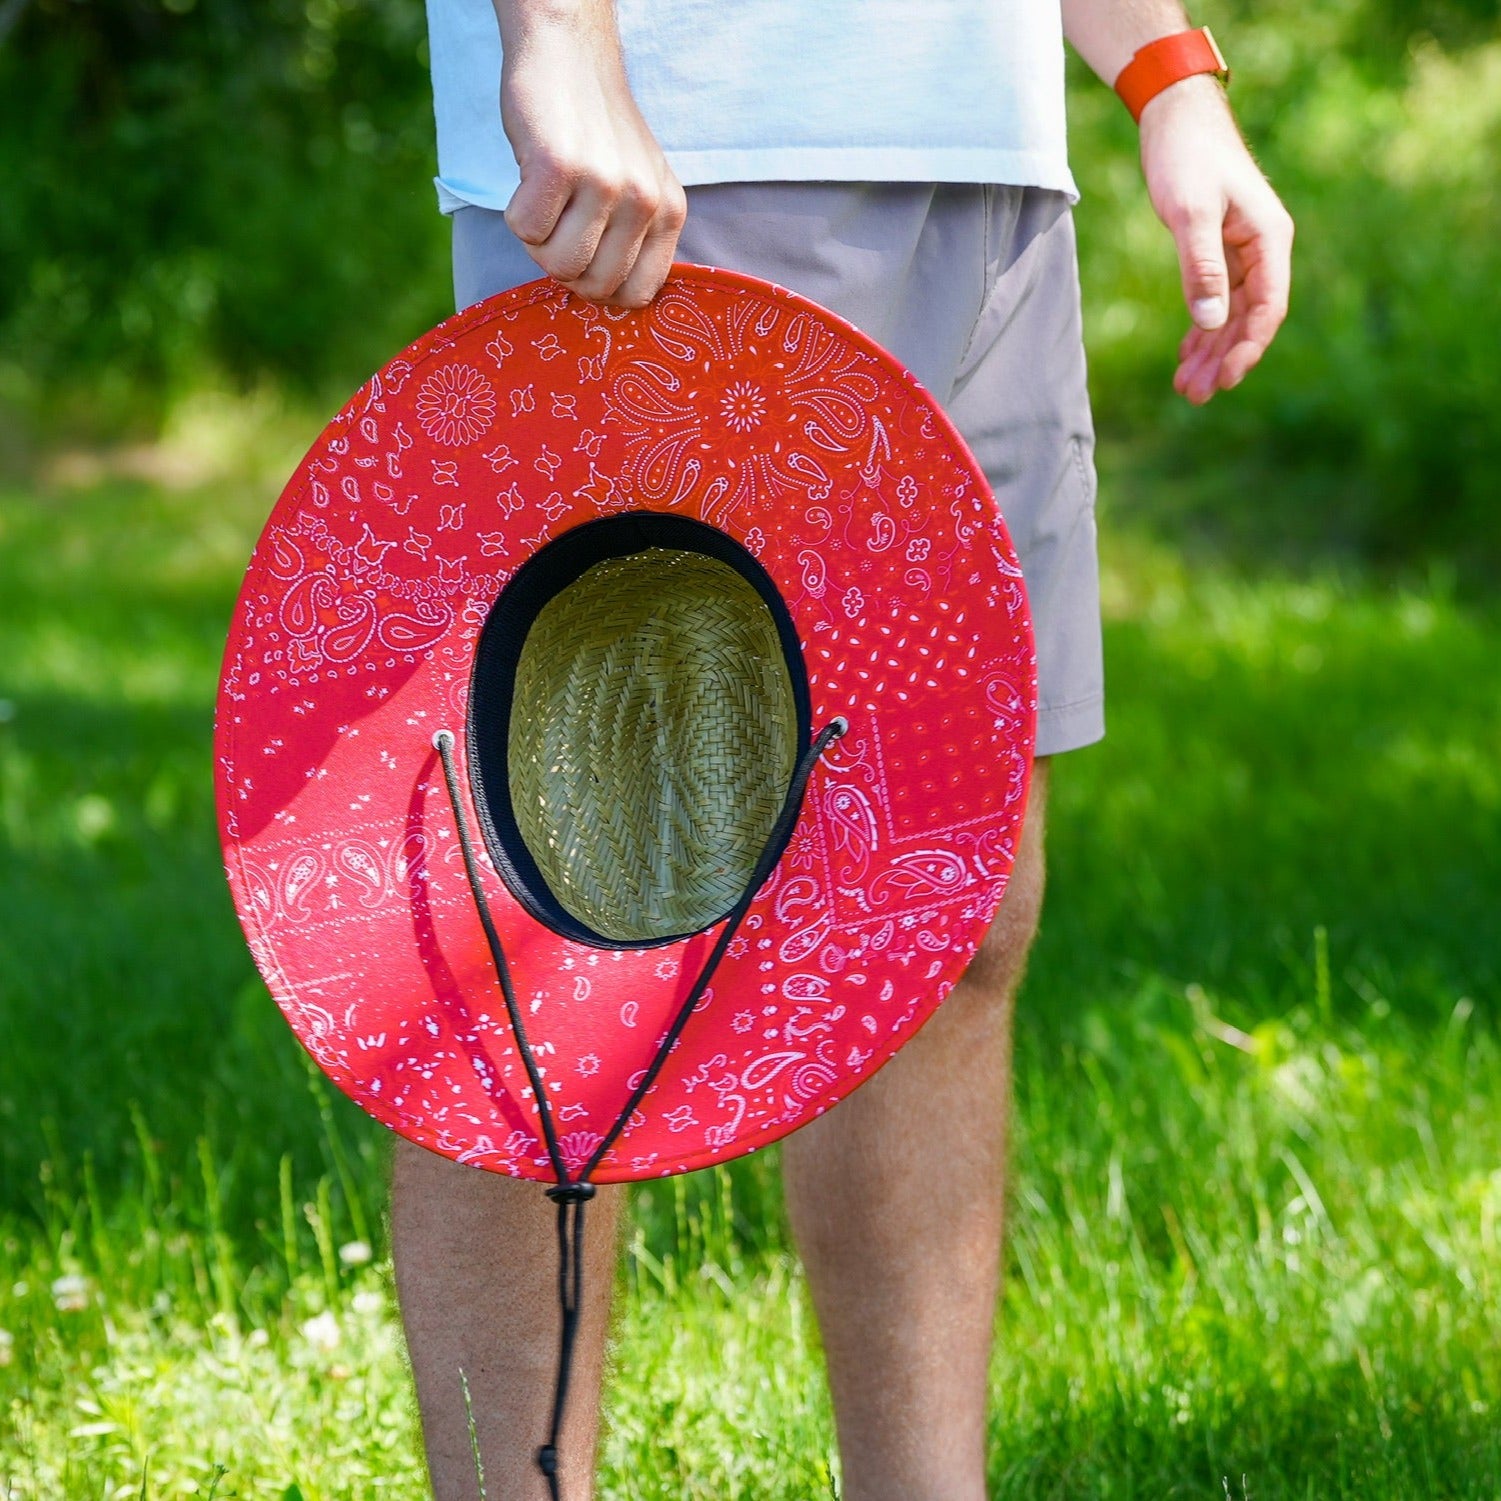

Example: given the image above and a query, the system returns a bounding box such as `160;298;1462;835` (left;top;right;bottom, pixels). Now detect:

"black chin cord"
537;1180;593;1489
434;718;844;1498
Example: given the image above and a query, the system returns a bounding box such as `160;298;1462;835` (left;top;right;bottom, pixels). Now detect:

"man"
393;2;1293;1497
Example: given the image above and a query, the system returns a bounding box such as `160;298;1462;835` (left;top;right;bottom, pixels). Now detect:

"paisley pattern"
416;364;497;447
605;286;881;524
215;266;1036;1185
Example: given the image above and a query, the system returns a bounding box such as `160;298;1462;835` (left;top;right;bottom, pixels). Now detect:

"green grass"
1;416;1499;1497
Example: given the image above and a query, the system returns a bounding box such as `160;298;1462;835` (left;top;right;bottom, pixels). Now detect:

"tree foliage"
0;0;449;415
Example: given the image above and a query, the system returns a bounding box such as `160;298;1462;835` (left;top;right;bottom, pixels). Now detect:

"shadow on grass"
992;1362;1501;1499
0;680;381;1235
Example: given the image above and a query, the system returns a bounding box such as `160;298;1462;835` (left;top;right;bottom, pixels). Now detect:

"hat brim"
215;265;1036;1183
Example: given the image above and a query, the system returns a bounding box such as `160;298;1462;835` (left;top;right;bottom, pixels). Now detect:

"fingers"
1166;198;1231;332
612;181;687;309
505;157;685;309
1174;321;1234;404
1173;204;1295;404
1222;206;1294;382
547;177;648;290
503;151;576;249
560;209;647;301
1174;309;1271;404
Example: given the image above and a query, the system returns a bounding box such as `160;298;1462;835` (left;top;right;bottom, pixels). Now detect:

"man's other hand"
1138;75;1294;404
495;0;686;308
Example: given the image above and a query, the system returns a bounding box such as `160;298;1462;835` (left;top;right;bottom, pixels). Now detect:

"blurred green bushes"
2;0;1498;567
0;0;451;427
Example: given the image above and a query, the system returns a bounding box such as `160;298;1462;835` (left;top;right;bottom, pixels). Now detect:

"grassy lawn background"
1;407;1499;1497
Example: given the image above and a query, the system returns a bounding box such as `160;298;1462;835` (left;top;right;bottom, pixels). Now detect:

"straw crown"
508;548;796;943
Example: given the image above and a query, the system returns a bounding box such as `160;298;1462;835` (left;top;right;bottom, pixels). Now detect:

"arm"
1062;0;1295;403
492;0;686;308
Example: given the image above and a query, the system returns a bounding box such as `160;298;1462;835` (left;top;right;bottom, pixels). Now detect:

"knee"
963;863;1043;998
960;761;1048;998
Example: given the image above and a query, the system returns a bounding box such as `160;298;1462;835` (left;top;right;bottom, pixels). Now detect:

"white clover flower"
299;1310;342;1351
50;1275;90;1313
338;1239;373;1268
351;1289;384;1316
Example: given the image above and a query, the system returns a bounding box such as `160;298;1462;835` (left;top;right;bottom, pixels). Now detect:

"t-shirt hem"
671;146;1078;199
437;179;487;214
435;147;1078;215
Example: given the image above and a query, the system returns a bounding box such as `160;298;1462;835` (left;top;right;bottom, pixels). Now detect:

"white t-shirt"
426;0;1077;213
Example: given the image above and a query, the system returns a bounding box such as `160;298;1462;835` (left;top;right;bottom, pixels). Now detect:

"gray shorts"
451;182;1103;756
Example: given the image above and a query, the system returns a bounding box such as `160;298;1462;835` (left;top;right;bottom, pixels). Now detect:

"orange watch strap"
1114;27;1229;124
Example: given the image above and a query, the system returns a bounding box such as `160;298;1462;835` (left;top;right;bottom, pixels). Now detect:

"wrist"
1136;71;1232;132
1114;26;1230;125
494;0;616;47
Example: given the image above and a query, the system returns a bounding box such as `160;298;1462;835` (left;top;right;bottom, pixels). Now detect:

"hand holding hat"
497;0;686;308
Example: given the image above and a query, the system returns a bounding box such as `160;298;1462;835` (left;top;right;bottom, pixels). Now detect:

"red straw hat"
216;265;1034;1488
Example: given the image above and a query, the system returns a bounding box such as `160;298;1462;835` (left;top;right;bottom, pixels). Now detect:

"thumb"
1173;201;1230;330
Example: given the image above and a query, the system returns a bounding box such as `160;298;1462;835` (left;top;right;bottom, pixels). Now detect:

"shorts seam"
1068;433;1096;508
955;185;996;377
1038;691;1102;715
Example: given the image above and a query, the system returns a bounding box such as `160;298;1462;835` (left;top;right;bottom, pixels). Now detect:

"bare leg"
782;759;1050;1501
391;1143;623;1501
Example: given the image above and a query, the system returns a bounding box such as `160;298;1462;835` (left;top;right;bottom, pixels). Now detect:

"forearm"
1061;0;1197;89
485;0;685;307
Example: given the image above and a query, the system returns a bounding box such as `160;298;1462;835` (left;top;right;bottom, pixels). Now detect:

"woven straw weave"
508;548;797;942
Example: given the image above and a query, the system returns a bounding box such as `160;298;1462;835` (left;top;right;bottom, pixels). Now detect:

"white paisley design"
719;379;767;433
604;287;880;522
416;364;497;447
